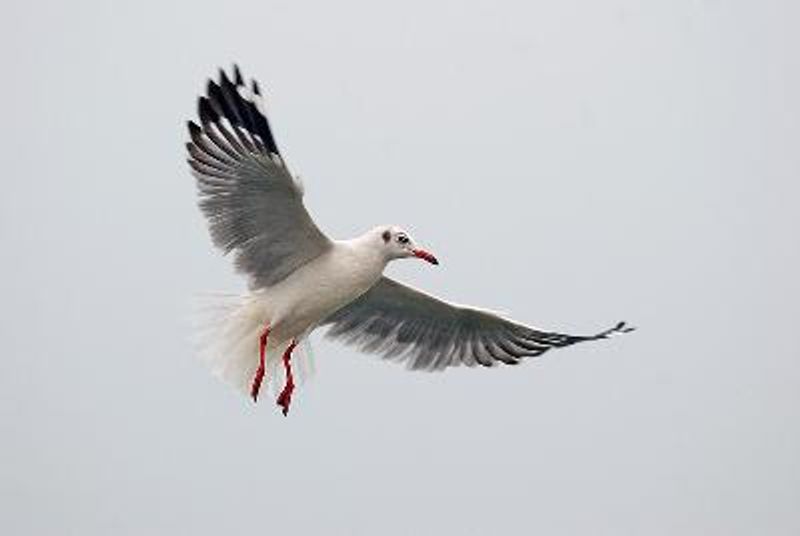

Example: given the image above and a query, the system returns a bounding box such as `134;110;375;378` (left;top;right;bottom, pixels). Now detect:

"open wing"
186;66;332;289
321;277;633;371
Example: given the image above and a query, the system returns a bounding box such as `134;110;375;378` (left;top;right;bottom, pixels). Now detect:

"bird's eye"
397;235;409;244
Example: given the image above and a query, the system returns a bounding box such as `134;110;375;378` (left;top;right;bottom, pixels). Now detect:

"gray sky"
2;0;799;534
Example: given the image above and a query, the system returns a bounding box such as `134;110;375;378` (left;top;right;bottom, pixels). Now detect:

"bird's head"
377;226;438;265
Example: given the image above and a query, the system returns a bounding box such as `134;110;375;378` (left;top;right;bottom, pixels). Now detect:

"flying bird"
186;66;633;416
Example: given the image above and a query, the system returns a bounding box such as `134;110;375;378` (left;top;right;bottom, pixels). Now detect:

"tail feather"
191;292;315;397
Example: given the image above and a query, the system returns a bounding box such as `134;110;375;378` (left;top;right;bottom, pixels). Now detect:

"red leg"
250;325;270;402
276;340;298;416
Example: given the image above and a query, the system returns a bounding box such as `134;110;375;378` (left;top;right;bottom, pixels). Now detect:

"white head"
373;225;439;265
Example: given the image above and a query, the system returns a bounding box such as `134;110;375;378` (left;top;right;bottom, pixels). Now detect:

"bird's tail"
190;292;315;396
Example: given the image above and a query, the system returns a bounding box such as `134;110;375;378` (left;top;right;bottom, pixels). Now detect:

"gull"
186;66;633;416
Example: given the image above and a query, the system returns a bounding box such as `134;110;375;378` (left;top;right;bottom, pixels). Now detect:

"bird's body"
187;66;633;415
260;231;388;344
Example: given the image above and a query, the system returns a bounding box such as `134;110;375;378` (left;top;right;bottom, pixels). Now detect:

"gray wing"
321;277;633;371
186;66;332;289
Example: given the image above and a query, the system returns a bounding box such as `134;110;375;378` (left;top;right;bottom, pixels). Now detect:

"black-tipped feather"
249;79;280;155
217;70;248;134
197;96;218;125
228;72;258;142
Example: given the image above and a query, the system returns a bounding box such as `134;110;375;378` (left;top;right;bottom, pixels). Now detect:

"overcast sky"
1;1;799;534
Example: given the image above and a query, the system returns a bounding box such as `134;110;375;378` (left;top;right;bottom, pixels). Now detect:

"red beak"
413;249;439;265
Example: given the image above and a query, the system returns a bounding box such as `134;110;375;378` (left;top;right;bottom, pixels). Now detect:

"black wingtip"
206;78;219;96
187;120;202;136
191;66;281;157
198;96;218;124
586;321;636;341
219;67;232;88
609;321;636;335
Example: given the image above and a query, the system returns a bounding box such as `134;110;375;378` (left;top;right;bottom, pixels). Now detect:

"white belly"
260;242;384;341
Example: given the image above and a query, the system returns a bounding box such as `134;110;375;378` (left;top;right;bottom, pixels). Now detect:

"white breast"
263;240;386;341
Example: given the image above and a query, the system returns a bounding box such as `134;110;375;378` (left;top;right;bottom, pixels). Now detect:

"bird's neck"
336;232;389;274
